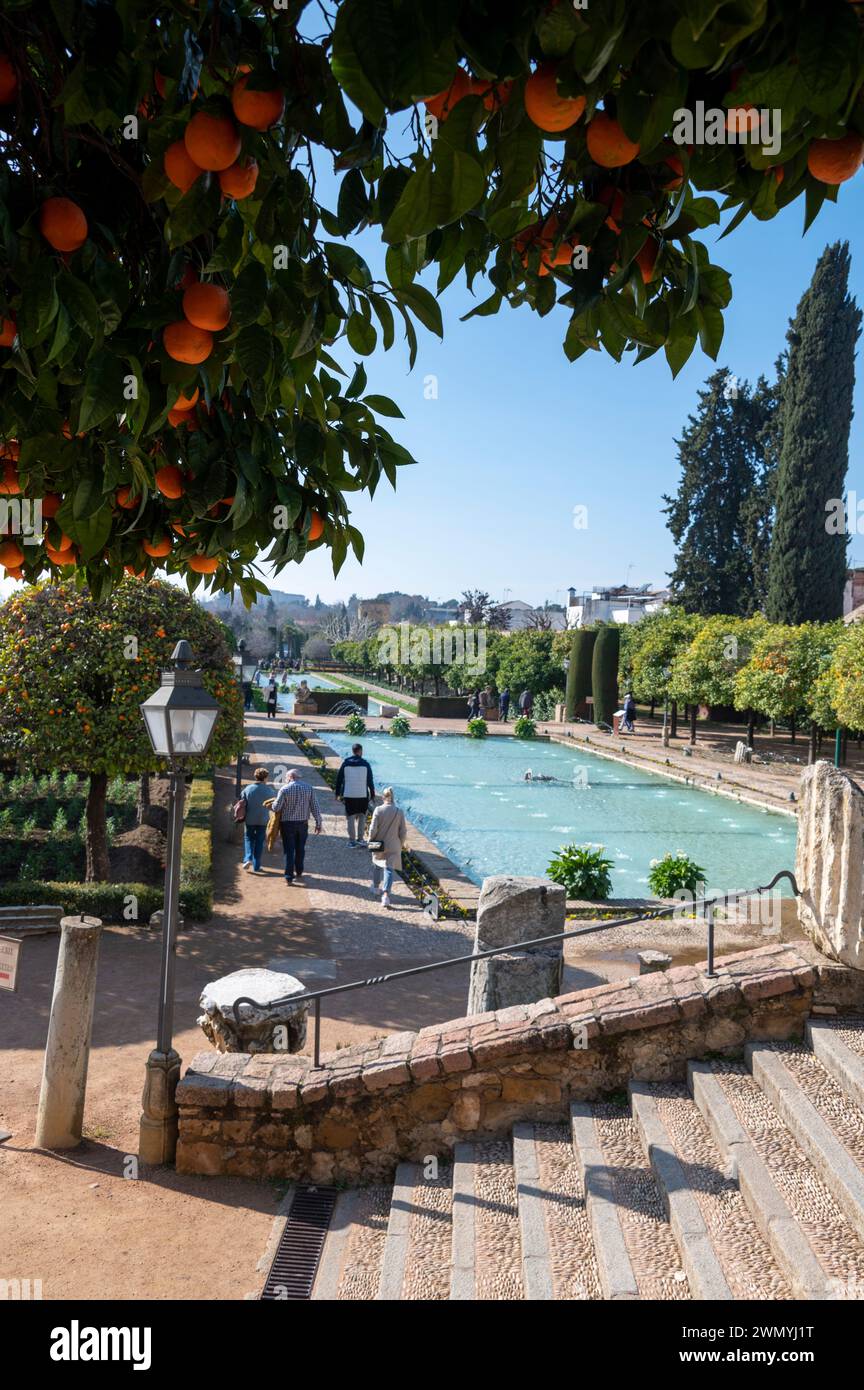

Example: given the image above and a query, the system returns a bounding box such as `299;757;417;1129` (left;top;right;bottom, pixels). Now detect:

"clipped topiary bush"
565;629;597;720
591;625;621;728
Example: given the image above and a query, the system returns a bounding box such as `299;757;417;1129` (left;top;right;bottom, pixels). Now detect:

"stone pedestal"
198;968;309;1053
796;761;864;970
293;700;317;716
467;876;565;1015
139;1048;182;1165
35;915;103;1150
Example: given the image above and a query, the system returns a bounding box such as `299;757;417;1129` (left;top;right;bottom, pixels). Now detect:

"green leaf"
798;9;856;100
234;326;273;380
362;394;403;418
18;267;58;348
345;362;368;398
346;313;377;355
165;179;221;247
58;272;101;338
369;293;395;349
383;148;485;244
337;167;371;234
395;283;443;337
231;261;269;328
664;310;698;377
68;503;113;563
696;303;724;359
78;349;126;432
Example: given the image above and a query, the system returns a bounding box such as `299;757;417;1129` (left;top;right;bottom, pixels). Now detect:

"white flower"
649;858;659;867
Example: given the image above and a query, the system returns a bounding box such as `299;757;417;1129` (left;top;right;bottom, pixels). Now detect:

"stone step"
807;1018;864;1113
748;1042;864;1251
649;1080;792;1300
689;1061;829;1299
513;1121;601;1300
571;1100;689;1299
449;1138;523;1301
312;1184;392;1300
629;1080;733;1300
697;1057;864;1299
375;1160;452;1301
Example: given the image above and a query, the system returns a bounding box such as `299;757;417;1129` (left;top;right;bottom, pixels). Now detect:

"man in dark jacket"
499;687;511;722
335;742;376;846
519;689;533;717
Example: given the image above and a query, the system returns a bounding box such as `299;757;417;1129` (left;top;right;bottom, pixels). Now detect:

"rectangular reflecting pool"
324;731;797;896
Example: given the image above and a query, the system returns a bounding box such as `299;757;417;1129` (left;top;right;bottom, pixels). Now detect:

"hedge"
0;777;215;924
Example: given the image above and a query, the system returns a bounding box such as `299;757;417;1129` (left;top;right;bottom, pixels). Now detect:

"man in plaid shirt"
273;769;323;884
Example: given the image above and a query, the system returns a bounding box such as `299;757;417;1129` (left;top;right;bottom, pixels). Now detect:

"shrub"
467;717;487;739
533;687;564;721
389;715;411;737
179;778;214;917
513;715;536;739
345;712;367;735
648;852;706;898
547;843;614;900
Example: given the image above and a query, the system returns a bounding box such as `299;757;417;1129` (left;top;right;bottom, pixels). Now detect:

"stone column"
796;760;864;970
467;876;565;1015
35;915;103;1150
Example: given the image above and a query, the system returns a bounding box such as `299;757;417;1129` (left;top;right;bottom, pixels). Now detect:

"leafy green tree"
494;630;564;698
669;614;766;741
565;628;596;720
733;622;842;745
664;369;778;616
0;579;242;879
766;243;862;623
629;608;703;734
1;3;862;593
818;624;864;732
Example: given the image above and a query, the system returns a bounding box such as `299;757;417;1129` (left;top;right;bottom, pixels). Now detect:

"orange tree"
0;578;243;878
0;1;862;597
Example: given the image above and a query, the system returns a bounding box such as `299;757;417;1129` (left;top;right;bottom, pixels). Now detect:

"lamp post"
138;641;220;1166
662;666;671;748
232;638;258;799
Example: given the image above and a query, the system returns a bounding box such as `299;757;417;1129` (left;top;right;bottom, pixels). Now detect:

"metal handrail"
231;869;800;1069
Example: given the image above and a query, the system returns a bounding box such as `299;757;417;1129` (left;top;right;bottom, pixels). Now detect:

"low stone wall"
175;943;850;1185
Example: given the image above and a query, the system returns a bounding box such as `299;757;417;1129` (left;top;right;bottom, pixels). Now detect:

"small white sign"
0;936;21;992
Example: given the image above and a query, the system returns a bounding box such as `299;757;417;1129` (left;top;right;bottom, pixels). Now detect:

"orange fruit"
473;80;513;113
0;317;16;347
187;554;220;573
586;114;640;168
0;465;20;495
164;139;203;193
116;485;140;510
171;523;192;536
231;76;284;130
124;564;147;578
635;239;659;284
726;104;760;136
424;70;474;122
807;131;864;184
182;282;230;331
0;540;24;569
664;154;684;189
0;54;17;104
40;197;88;252
41;493;62;517
46;544;76;566
5;567;24;581
219;158;259;199
524;64;586;133
164;320;213;364
167;406;201;428
143;535;172;558
155;464;185;499
183;111;241;171
599;185;626;232
0;440;19;461
173;387;199;411
308;511;324;542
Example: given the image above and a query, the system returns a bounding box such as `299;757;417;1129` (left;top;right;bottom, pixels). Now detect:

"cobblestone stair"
312;1018;864;1300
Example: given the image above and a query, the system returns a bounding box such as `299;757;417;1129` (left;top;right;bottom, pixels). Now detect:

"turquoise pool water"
324;731;797;896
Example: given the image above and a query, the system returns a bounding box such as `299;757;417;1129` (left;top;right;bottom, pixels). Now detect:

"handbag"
232;796;246;823
367;839;384;852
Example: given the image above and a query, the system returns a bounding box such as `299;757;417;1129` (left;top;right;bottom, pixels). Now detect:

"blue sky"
286;172;864;608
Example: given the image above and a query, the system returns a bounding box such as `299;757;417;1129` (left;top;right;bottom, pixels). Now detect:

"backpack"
232;795;247;823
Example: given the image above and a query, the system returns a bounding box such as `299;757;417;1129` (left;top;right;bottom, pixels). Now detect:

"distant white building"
460;599;567;631
565;585;669;629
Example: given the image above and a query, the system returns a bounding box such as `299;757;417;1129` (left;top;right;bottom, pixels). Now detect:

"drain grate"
260;1186;338;1300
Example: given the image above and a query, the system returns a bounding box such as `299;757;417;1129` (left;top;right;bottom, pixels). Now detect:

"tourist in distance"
240;766;275;873
499;687;511;722
519;688;534;718
619;691;637;734
265;675;278;720
467;690;481;720
366;787;407;910
272;768;322;884
335;742;376;846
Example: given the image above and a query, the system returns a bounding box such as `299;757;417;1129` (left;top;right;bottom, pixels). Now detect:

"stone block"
175;1140;224;1176
796;760;864;971
198;968;309;1054
501;1076;561;1105
468;876;565;1014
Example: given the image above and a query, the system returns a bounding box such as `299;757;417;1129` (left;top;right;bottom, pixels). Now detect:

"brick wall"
175;944;839;1185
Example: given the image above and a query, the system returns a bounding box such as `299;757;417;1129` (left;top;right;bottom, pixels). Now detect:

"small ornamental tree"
819;624;864;733
0;578;242;879
495;630;565;700
733;621;843;740
668;614;766;740
1;3;862;594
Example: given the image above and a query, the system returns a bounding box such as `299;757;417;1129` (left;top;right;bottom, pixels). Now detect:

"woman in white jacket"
366;787;406;909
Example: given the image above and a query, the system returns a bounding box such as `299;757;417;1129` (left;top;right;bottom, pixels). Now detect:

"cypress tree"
766;242;861;623
591;626;620;727
663;368;776;616
565;628;596;719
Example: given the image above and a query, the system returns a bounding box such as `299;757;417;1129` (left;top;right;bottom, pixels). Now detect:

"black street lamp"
137;640;220;1165
232;638;258;798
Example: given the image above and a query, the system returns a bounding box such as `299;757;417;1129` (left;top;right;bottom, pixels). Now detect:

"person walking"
240;766;276;873
265;676;278;720
467;690;481;720
242;681;253;711
334;742;376;846
499;687;511;722
272;768;322;884
620;691;637;734
366;787;406;910
519;688;533;718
